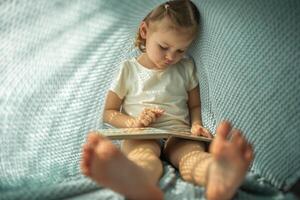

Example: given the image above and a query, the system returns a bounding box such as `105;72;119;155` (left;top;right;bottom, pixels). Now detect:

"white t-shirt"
110;57;199;130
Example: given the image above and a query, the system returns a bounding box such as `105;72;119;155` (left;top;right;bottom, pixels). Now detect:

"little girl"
81;1;253;200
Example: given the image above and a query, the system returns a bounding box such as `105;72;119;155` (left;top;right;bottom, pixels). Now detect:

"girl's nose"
165;53;175;61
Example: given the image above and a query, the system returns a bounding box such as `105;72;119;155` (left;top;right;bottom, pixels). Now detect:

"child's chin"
156;65;168;70
156;63;170;69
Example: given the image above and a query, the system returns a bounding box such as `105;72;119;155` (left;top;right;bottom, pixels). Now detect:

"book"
97;127;213;143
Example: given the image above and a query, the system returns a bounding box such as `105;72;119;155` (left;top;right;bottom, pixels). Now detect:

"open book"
97;127;213;143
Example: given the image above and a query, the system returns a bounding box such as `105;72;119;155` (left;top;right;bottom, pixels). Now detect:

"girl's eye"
159;45;168;50
177;49;185;54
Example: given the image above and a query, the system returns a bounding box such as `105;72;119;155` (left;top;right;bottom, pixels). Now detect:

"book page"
97;127;212;142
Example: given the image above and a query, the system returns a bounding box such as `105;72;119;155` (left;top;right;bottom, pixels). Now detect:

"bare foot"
206;121;254;200
80;132;163;200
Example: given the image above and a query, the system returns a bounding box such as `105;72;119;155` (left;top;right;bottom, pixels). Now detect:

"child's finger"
142;108;150;115
191;126;213;138
140;118;150;126
203;128;213;138
203;130;213;138
146;111;156;122
191;126;199;135
142;113;153;123
152;108;165;117
197;127;208;137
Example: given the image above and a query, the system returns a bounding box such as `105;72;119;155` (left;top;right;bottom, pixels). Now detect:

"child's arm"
103;91;164;128
188;85;202;126
103;91;137;128
188;86;212;138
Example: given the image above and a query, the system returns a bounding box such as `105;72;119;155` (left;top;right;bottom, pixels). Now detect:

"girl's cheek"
160;51;166;59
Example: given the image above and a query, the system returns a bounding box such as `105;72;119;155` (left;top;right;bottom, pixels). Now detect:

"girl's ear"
140;21;148;39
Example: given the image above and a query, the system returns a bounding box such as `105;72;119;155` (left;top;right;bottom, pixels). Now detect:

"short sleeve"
185;59;199;91
110;61;130;99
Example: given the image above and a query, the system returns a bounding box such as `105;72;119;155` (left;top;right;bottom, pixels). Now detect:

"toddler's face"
142;18;195;70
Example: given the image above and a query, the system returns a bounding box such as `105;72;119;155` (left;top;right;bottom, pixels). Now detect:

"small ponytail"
135;0;200;52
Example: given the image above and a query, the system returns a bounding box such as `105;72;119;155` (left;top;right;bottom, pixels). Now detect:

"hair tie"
164;3;170;10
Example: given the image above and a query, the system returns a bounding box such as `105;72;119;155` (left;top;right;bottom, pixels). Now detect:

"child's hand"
133;108;164;128
191;123;213;138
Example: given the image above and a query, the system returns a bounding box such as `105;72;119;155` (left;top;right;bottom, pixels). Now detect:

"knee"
178;151;211;186
122;141;163;183
164;138;206;166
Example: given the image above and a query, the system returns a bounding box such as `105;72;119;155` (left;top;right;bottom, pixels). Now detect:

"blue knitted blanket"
1;0;299;199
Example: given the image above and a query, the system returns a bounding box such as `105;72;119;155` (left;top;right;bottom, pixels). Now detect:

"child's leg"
163;137;211;186
121;139;163;184
164;121;253;200
81;133;163;200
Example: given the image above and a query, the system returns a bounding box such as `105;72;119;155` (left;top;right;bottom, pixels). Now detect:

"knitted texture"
0;0;299;199
191;0;300;190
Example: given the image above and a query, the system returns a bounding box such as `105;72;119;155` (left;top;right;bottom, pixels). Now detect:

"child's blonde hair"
135;0;200;52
